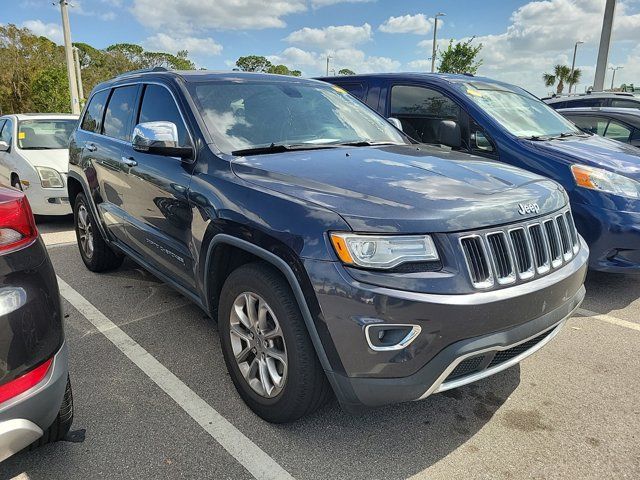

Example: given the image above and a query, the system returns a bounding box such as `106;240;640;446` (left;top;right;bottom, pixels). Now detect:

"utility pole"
58;1;80;114
568;41;583;94
326;55;332;76
609;66;623;90
593;0;616;92
431;12;445;73
73;47;84;104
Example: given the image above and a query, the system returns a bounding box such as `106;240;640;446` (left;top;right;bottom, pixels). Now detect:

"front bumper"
305;239;588;408
572;201;640;273
22;184;71;216
0;343;68;462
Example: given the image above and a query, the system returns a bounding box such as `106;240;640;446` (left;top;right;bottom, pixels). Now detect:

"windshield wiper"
20;146;55;150
231;143;339;156
522;135;553;141
330;141;404;147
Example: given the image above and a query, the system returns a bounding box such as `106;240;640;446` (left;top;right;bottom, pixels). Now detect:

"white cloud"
285;23;372;49
145;33;223;56
311;0;374;7
131;0;306;31
408;0;640;96
268;47;400;76
22;20;63;44
379;14;434;35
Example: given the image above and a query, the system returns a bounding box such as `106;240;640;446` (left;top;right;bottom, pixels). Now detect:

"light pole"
568;41;583;94
609;66;623;90
594;0;616;91
431;12;445;73
58;1;80;114
326;55;332;76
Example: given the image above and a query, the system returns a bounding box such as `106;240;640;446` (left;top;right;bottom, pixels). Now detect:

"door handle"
85;142;97;152
121;156;138;167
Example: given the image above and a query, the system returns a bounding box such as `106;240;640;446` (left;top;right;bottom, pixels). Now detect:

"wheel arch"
66;171;110;241
202;233;341;380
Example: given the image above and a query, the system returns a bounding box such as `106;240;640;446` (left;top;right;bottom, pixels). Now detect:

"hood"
524;134;640;180
231;145;567;233
18;149;69;173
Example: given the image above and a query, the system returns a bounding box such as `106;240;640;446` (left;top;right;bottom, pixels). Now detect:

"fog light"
365;324;421;352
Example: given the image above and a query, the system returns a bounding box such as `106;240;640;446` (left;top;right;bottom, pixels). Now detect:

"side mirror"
387;117;403;131
472;131;494;152
437;120;462;148
132;122;192;159
0;141;9;152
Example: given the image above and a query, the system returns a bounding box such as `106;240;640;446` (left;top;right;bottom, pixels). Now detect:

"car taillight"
0;189;38;254
0;358;53;404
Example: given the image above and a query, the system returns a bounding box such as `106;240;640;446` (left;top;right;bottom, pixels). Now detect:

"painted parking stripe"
40;230;76;246
577;307;640;332
57;277;295;480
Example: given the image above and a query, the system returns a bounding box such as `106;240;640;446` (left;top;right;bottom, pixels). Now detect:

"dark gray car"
0;188;72;461
559;107;640;147
67;70;588;422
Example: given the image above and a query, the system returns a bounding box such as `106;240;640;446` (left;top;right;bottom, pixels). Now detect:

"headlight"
572;164;640;199
35;167;64;188
330;233;439;269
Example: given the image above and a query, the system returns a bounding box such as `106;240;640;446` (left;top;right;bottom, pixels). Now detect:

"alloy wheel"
77;204;94;259
229;291;288;398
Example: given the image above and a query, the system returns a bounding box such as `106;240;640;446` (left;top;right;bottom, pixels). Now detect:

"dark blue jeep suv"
67;70;587;422
321;73;640;273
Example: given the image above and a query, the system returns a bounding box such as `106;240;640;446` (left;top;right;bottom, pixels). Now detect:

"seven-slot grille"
460;208;580;289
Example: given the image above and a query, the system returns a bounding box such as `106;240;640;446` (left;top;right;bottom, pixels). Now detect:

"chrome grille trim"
459;208;580;289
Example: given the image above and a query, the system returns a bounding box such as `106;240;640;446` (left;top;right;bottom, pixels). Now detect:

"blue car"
321;74;640;273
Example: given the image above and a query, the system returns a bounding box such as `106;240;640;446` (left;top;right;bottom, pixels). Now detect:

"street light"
326;55;332;76
431;12;446;73
568;40;584;94
609;66;623;90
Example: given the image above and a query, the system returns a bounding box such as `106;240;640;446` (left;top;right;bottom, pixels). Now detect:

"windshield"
18;119;77;150
187;80;407;154
459;82;582;138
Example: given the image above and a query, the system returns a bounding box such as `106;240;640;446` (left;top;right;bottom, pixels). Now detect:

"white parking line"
577;307;640;332
57;277;295;480
40;230;76;246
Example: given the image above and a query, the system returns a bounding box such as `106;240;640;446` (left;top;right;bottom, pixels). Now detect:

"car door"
79;85;140;244
386;83;498;158
118;82;196;290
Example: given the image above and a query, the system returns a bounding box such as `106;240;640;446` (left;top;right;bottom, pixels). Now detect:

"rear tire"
218;263;331;423
30;377;73;449
74;192;123;272
11;174;22;191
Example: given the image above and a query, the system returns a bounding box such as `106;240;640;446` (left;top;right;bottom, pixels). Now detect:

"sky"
5;0;640;96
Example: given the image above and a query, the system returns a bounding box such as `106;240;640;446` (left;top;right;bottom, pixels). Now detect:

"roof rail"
115;66;171;78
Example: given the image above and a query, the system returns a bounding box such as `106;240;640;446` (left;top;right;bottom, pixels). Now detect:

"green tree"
236;55;273;72
438;38;483;75
543;64;581;94
31;67;71;113
338;68;355;75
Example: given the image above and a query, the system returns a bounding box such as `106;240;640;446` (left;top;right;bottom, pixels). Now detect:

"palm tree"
543;64;581;94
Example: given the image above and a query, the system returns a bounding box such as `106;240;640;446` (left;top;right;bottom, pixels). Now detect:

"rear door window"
611;98;640;109
390;85;461;144
604;120;633;142
103;85;139;142
81;89;110;133
138;84;190;147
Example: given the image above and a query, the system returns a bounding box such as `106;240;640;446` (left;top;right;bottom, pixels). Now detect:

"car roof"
4;113;79;121
544;92;639;102
317;72;504;86
558;107;640;115
93;69;330;92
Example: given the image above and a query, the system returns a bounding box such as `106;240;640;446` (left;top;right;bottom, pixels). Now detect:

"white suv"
0;113;78;215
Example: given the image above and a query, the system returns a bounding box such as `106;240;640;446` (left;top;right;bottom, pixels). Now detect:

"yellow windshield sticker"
332;86;348;94
466;88;483;97
18;132;26;139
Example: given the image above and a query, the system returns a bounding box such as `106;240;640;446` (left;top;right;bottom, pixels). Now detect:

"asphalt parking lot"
1;216;639;480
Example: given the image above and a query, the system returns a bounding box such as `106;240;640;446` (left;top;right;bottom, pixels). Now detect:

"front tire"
73;193;123;272
218;263;331;423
